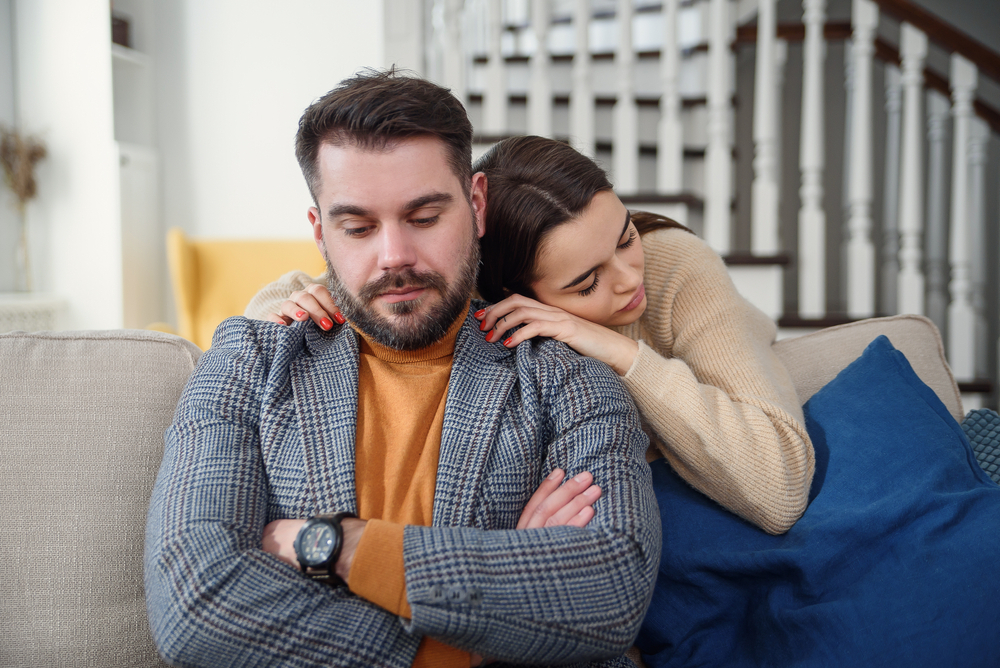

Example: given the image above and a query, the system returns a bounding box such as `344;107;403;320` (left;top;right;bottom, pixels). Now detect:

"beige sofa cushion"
0;330;200;668
773;314;963;422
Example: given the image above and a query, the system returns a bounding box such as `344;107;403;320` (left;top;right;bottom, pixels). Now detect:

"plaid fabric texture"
145;307;659;667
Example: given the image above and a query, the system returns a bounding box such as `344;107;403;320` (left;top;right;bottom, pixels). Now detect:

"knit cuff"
348;519;411;618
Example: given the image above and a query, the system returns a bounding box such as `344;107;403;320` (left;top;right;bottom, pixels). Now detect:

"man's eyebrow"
326;203;372;219
560;210;632;290
403;192;454;212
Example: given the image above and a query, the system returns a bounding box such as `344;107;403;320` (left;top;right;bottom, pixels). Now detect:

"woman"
247;135;814;535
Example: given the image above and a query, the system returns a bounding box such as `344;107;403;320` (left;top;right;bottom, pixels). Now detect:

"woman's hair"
473;135;691;302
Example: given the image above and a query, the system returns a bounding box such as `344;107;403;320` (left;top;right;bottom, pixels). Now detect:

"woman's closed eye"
618;228;636;250
578;272;600;297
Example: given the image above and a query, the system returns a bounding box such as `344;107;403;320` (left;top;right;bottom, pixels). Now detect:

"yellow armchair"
165;227;327;350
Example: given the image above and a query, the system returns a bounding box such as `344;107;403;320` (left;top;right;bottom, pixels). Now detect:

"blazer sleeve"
400;346;661;665
621;229;814;535
243;269;327;320
143;318;421;668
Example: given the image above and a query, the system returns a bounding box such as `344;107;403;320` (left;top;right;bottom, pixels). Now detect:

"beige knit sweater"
243;227;814;535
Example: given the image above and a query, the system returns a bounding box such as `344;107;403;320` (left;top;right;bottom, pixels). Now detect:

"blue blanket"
636;336;1000;667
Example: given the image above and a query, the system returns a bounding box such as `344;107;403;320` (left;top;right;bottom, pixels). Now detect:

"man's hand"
516;469;601;530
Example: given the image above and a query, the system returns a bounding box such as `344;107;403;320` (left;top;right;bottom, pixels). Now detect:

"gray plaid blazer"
145;305;660;667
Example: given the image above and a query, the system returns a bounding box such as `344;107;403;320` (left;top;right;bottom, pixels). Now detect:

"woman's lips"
619;283;645;312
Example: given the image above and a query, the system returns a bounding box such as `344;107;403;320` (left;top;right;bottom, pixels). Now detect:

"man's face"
308;135;486;350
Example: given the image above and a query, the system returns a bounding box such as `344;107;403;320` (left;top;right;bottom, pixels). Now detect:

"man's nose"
378;224;418;270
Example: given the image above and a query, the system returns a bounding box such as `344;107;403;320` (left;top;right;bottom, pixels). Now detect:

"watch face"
299;522;336;567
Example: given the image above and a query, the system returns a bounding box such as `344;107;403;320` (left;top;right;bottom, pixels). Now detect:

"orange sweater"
347;310;470;668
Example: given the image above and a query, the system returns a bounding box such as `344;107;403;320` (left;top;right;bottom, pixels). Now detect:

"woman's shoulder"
640;226;726;275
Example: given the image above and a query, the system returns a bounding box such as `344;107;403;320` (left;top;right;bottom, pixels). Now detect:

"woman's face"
530;190;646;328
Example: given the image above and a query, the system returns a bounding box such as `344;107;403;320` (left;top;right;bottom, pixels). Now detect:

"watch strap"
296;511;357;586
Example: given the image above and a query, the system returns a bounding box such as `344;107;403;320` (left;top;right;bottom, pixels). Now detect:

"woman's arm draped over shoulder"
244;269;327;320
620;228;815;535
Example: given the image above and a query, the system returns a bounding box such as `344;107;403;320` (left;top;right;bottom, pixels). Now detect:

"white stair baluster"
797;0;827;318
442;0;467;99
704;0;733;252
968;116;989;380
880;64;902;315
751;0;779;254
658;0;684;194
896;23;927;315
924;90;951;336
484;0;508;135
947;53;977;380
571;0;595;156
845;0;878;317
529;0;553;137
613;0;639;193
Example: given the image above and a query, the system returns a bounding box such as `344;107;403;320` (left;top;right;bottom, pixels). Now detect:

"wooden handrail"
872;0;1000;83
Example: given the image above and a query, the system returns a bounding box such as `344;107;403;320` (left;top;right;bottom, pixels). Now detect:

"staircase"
392;0;1000;410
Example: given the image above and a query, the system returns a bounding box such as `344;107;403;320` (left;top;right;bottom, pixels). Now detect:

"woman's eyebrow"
560;210;631;290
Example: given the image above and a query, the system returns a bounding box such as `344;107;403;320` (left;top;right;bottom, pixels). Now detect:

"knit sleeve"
621;229;815;535
243;269;327;320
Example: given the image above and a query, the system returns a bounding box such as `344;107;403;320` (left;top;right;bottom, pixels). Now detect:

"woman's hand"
264;283;344;331
516;469;601;529
475;295;639;376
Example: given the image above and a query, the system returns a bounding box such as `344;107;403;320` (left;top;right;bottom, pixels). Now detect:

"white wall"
154;1;385;241
15;0;123;329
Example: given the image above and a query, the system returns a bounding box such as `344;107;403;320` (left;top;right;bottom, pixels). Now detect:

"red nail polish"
474;309;486;318
480;320;488;331
333;312;346;325
295;310;306;319
485;330;494;342
503;338;512;347
320;318;333;330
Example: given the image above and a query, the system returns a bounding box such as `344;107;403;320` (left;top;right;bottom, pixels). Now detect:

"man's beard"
322;236;480;351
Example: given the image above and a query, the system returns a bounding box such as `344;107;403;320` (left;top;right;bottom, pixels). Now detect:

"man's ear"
308;207;324;252
471;172;487;239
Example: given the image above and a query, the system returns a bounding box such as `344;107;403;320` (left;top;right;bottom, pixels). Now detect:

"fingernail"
547;469;563;480
479;319;488;331
320;318;333;330
474;309;486;318
333;312;346;325
503;338;512;347
585;486;601;497
485;330;494;342
295;310;306;319
574;472;590;483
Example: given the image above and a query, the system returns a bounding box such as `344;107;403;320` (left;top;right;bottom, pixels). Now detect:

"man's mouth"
378;287;427;304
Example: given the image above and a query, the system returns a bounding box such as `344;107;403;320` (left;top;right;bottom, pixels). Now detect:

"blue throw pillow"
636;335;1000;668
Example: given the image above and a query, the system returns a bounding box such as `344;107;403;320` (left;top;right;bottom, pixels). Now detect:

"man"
145;70;659;667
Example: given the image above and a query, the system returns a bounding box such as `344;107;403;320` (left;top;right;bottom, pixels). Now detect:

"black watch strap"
296;511;357;586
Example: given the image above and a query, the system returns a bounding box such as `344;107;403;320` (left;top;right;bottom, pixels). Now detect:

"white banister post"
657;0;684;193
845;0;878;317
571;0;595;156
613;0;639;193
484;0;507;135
968;116;989;379
529;0;553;137
441;0;466;98
924;90;951;336
947;53;977;380
751;0;779;254
797;0;827;317
881;64;902;315
704;0;733;252
773;39;788;200
896;23;927;315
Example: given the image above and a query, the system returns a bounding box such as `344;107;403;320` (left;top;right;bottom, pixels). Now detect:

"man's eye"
343;226;373;237
412;216;439;226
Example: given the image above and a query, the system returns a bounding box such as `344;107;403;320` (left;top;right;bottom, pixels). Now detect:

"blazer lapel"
432;310;517;528
290;323;360;515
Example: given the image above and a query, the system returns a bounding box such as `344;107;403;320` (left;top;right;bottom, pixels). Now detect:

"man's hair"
295;68;474;203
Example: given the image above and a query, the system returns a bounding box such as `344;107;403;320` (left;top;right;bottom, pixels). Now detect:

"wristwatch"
293;511;357;585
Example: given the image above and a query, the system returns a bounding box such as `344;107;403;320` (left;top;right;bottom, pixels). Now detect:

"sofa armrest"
0;330;200;667
773;314;963;423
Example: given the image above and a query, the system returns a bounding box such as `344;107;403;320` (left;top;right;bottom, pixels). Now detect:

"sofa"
0;315;976;666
